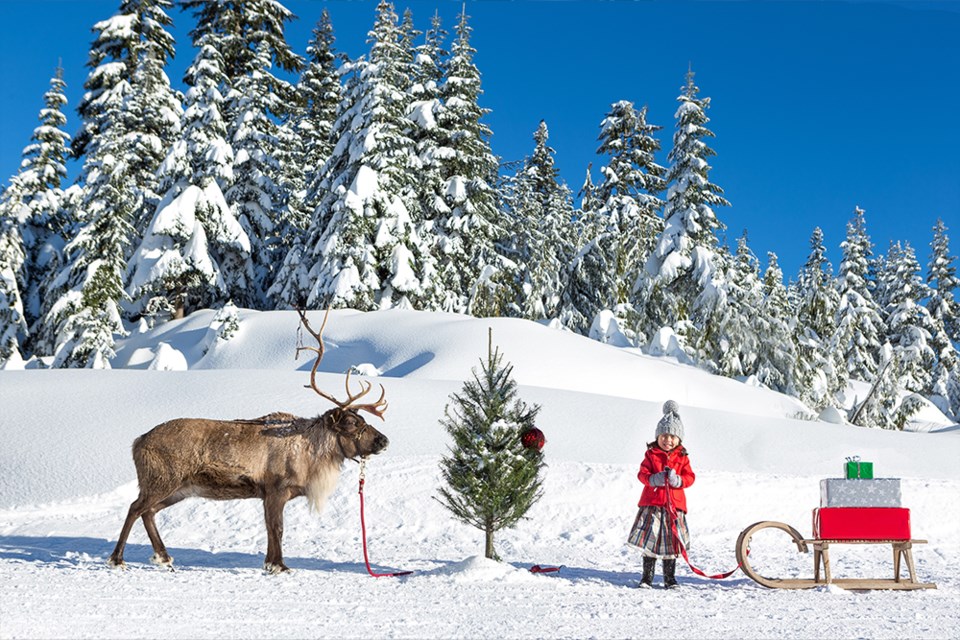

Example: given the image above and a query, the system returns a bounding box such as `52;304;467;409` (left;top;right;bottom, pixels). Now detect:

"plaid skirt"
626;506;690;559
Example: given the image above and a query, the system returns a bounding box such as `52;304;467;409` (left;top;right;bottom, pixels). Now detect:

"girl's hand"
666;468;682;488
648;471;666;487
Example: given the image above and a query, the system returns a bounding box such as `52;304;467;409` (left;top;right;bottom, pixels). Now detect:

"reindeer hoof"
150;553;174;570
264;562;292;575
107;557;127;570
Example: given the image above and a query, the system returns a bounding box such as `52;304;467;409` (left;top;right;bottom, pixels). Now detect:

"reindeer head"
297;309;390;461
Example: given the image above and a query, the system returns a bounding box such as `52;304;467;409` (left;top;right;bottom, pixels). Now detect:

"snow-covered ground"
1;309;958;639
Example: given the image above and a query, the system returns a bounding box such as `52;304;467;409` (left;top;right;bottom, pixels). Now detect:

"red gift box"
813;507;911;540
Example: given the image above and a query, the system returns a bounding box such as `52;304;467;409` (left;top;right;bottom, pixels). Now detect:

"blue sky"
1;0;957;281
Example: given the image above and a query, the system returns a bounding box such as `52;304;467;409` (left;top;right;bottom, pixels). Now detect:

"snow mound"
422;555;536;583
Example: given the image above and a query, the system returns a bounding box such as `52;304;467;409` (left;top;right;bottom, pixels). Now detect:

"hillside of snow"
1;309;958;639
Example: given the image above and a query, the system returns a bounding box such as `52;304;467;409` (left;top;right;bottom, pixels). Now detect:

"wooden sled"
735;521;936;590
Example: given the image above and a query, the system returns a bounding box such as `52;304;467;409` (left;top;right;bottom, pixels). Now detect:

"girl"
627;400;695;588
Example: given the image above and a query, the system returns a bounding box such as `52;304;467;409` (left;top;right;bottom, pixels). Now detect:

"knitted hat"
656;400;684;441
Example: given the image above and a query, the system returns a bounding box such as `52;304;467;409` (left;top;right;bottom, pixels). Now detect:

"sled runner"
735;521;936;590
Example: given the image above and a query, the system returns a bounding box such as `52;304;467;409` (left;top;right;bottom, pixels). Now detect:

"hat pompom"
662;399;680;415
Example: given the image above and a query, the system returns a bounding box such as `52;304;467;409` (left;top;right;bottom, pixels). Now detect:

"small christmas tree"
437;329;545;560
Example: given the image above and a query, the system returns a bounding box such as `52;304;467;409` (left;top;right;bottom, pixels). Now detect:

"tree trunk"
484;525;496;560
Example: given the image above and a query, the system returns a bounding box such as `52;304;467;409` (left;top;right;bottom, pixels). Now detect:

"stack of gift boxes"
813;457;911;540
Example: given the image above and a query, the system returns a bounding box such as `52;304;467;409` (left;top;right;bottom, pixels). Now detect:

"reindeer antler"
295;308;388;421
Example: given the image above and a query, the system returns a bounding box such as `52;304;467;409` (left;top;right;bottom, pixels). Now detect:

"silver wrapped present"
819;478;902;508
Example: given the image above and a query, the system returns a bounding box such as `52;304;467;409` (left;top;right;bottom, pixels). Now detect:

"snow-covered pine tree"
71;0;182;237
403;10;446;312
853;347;922;430
224;41;292;308
793;227;845;410
756;252;798;394
429;6;510;316
0;67;73;343
120;4;183;233
557;169;609;334
269;9;343;310
298;0;430;311
0;212;27;366
641;68;730;361
927;218;959;343
36;1;184;366
437;331;545;560
39;164;136;368
925;219;960;418
883;241;937;394
181;0;304;93
589;100;666;333
833;206;885;382
558;210;610;335
712;234;764;378
505;120;574;321
298;9;343;196
126;33;251;322
181;0;304;308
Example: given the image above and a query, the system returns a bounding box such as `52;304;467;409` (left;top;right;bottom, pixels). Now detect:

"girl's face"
658;433;680;451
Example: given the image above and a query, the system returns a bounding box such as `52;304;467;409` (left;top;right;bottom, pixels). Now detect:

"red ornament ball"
520;427;546;451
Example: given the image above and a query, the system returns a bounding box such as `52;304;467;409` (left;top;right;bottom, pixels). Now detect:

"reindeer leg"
108;499;144;568
142;494;185;569
263;489;292;574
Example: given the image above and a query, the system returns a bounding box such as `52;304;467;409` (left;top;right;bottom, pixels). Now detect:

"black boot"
663;559;678;588
639;556;656;587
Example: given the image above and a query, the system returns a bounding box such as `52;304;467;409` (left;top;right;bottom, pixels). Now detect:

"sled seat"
803;538;934;588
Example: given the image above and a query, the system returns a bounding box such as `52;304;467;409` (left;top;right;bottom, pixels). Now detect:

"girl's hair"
647;441;689;456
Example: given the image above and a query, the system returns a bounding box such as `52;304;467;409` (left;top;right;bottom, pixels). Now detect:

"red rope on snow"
663;474;744;580
358;462;412;578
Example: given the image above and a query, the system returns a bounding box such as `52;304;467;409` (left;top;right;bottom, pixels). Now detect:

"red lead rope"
358;462;412;578
663;480;744;580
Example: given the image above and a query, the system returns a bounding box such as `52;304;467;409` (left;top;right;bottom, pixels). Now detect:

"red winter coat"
637;444;696;513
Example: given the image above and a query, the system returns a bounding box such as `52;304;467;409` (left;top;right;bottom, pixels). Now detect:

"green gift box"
844;457;873;479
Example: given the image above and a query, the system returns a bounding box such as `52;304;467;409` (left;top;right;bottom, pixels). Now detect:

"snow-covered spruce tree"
756;252;798;395
126;33;251;322
182;0;303;93
35;0;184;366
558;208;611;335
556;167;609;334
589;101;666;335
430;6;511;316
833;206;885;382
882;241;936;395
640;68;730;362
437;331;544;560
71;0;182;236
298;0;431;311
504;120;575;321
0;214;27;366
853;347;922;430
793;227;845;410
269;9;343;309
40;165;136;368
182;0;304;307
0;67;73;340
925;219;960;417
712;234;764;378
298;9;343;196
224;41;294;308
927;218;959;343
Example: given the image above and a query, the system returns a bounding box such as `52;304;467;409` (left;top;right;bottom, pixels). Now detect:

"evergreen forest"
0;0;957;429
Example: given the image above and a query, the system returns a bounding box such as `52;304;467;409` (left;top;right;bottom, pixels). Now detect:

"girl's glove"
666;468;682;488
648;471;666;487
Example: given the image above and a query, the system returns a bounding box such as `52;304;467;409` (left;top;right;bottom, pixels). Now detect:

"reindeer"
108;309;389;574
